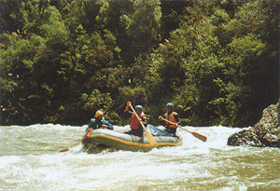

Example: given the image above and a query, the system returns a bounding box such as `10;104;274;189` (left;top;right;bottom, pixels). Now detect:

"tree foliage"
0;0;279;127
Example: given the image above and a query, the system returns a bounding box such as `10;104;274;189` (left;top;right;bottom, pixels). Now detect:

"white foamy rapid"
0;124;279;190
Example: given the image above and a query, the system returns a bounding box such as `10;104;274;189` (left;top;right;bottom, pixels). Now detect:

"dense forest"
0;0;279;127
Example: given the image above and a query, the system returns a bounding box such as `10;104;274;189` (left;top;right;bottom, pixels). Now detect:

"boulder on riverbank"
227;101;280;148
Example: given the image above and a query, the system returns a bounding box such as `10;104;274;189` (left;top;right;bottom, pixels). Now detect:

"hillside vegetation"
0;0;279;127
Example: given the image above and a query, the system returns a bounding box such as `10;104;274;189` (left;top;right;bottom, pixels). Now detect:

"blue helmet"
166;103;174;107
135;105;143;110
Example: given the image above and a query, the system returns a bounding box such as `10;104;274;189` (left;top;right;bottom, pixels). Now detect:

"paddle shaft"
59;141;81;152
129;103;157;146
160;117;207;142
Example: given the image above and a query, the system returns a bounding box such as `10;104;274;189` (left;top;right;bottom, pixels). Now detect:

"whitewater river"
0;124;279;191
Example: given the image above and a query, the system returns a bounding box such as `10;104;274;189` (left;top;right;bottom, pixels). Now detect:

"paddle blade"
190;131;207;142
144;130;157;146
59;148;69;152
179;127;207;142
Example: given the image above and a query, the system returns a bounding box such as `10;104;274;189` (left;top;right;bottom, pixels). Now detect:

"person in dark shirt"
85;110;113;133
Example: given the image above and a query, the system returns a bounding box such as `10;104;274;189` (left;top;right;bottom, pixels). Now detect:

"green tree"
124;0;162;63
1;0;278;127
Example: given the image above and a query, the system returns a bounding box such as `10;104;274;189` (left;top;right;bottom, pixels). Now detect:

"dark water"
0;124;279;191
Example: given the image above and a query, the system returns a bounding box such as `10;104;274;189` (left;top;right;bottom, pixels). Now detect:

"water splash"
0;124;279;190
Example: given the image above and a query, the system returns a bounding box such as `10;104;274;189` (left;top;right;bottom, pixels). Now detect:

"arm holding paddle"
124;101;134;114
159;116;207;142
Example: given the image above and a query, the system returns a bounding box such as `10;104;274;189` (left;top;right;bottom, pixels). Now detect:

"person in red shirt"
124;101;147;137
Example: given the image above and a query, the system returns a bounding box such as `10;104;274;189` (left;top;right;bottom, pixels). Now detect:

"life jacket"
130;112;145;129
164;112;177;128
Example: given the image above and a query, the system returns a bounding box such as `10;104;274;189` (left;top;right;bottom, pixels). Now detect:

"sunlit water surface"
0;124;279;191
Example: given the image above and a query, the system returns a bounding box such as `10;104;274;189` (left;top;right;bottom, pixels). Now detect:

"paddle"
159;116;207;142
129;103;157;146
59;141;81;152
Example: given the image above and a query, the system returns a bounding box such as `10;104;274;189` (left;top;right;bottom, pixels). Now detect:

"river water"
0;124;279;191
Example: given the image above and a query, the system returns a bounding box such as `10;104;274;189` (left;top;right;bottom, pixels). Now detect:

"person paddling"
124;101;147;137
85;110;113;133
158;103;181;135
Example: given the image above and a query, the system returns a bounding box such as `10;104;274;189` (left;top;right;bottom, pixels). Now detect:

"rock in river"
227;101;280;148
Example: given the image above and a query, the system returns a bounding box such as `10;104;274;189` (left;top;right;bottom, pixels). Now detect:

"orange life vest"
164;112;177;128
130;112;145;129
